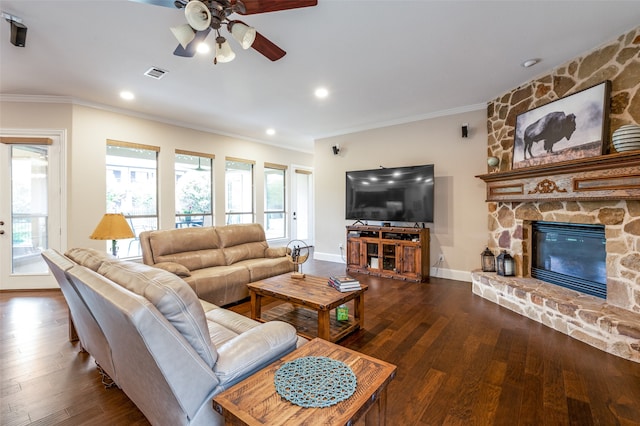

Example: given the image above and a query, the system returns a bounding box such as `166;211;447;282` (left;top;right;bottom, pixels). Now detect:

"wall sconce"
332;144;340;155
496;250;515;276
481;247;496;272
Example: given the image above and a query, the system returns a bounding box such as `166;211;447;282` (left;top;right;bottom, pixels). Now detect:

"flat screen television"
345;164;434;223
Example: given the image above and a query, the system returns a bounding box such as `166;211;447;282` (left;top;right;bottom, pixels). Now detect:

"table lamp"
90;213;135;256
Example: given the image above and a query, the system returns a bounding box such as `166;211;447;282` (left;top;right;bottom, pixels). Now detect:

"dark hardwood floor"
2;259;639;425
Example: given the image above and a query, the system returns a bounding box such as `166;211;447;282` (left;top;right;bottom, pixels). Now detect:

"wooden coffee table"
247;274;368;342
212;338;396;425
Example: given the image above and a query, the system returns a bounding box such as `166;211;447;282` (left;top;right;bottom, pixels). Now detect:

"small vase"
612;124;640;153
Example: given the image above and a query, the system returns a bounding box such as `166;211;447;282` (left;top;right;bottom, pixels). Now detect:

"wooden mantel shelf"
476;151;640;202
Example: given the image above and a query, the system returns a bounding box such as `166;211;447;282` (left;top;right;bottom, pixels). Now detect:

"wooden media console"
346;225;430;282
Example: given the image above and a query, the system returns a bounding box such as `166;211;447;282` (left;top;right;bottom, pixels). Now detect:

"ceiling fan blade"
128;0;183;8
173;28;211;57
251;32;286;61
234;0;317;15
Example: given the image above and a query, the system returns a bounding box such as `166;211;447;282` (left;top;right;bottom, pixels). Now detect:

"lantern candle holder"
481;247;496;272
496;250;515;276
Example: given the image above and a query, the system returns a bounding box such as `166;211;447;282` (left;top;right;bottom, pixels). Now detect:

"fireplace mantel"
476;151;640;203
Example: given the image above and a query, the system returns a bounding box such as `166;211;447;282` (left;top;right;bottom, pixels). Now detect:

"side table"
213;338;396;425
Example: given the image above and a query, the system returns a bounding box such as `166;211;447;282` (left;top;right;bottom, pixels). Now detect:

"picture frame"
512;80;611;169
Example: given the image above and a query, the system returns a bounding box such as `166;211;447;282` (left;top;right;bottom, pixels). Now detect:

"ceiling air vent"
144;67;168;79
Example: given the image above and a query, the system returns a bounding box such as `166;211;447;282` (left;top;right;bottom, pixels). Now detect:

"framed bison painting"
512;80;611;169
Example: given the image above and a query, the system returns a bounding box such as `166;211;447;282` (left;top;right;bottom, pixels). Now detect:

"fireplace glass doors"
531;221;606;299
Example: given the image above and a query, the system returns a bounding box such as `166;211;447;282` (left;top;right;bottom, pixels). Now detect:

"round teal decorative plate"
274;356;357;408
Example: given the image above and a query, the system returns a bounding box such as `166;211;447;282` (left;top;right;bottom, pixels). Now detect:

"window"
175;151;213;228
264;163;286;239
225;157;254;224
106;140;158;257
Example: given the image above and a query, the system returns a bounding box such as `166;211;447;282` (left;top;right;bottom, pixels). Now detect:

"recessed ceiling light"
314;87;329;99
266;128;276;136
120;91;135;100
521;58;540;68
197;43;210;54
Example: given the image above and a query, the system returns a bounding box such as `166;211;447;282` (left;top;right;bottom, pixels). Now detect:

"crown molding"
312;102;487;141
0;94;75;104
0;94;315;154
2;94;486;151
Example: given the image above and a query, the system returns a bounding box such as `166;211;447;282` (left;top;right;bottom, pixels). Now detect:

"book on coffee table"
328;276;361;292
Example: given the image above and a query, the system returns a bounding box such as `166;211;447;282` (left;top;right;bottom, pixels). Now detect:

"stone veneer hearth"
473;26;640;363
471;199;640;363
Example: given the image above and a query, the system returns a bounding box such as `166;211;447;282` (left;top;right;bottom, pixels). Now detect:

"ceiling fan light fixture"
229;21;256;49
196;42;210;54
184;0;212;31
214;36;235;64
170;23;196;48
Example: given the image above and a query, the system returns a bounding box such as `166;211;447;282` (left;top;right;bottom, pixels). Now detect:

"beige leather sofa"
140;223;293;306
43;248;300;426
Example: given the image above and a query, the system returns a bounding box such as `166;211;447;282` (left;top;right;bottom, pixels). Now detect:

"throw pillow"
153;262;191;277
265;246;287;258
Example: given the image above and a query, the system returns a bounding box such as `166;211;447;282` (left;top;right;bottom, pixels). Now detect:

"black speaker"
461;124;469;138
10;21;27;47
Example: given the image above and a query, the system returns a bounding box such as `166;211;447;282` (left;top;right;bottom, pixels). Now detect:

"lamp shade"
184;0;211;31
214;37;235;63
170;24;196;49
230;21;256;49
90;213;135;240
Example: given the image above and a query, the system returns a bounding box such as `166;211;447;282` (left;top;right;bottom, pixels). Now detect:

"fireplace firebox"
531;221;606;299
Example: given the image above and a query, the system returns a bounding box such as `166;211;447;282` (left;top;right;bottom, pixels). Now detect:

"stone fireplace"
473;25;640;362
473;154;640;362
472;195;640;363
529;221;607;299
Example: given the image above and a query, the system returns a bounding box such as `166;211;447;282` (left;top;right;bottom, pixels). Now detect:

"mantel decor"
476;151;640;202
512;81;611;169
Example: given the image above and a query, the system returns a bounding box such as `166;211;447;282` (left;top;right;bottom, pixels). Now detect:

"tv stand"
346;225;430;282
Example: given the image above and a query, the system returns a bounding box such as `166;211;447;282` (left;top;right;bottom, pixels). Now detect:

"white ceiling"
1;1;639;152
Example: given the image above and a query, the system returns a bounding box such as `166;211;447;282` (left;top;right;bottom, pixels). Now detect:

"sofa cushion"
97;260;217;368
156;249;226;271
65;247;114;272
184;265;251;306
148;227;221;258
223;241;268;265
153;262;191;277
216;223;266;248
237;257;294;282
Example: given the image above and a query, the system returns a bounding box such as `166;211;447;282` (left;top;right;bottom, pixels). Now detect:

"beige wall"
1;100;313;257
314;109;488;281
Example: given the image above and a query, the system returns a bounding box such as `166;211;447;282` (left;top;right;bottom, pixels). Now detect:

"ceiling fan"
130;0;317;63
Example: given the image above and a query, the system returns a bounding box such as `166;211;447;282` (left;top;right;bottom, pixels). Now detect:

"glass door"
0;134;62;289
291;167;314;246
382;243;397;272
